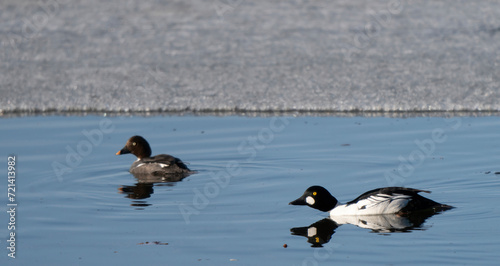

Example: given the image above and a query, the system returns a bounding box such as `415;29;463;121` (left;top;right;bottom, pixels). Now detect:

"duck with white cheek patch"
289;186;453;217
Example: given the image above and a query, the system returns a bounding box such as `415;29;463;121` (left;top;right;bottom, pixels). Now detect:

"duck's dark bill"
289;197;307;205
116;147;131;155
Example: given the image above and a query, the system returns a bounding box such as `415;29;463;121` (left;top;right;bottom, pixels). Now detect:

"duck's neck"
314;196;339;212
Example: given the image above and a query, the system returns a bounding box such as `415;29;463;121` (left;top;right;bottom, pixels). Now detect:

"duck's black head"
289;186;338;212
116;135;152;159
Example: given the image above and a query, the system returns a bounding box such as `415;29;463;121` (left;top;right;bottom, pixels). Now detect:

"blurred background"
1;0;499;114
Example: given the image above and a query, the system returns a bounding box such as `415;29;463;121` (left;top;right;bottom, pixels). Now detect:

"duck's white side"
329;193;413;216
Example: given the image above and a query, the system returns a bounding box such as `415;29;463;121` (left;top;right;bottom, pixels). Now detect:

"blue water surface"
0;115;499;265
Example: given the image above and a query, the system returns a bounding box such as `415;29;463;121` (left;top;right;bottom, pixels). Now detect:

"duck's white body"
329;193;413;216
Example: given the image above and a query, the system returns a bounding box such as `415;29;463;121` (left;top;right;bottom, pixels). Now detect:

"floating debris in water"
484;171;500;175
137;241;168;245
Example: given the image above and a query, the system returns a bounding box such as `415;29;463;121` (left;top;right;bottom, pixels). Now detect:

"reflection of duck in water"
291;211;444;247
116;135;194;176
329;212;435;233
291;219;338;247
289;186;454;247
290;186;453;216
119;182;180;208
119;183;155;200
119;183;155;207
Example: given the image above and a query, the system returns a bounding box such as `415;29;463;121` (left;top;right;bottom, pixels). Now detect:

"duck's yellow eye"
132;142;136;146
313;192;317;196
315;237;320;243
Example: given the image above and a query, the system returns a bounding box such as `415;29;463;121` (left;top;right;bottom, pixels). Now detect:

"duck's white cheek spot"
306;196;315;205
307;227;317;237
